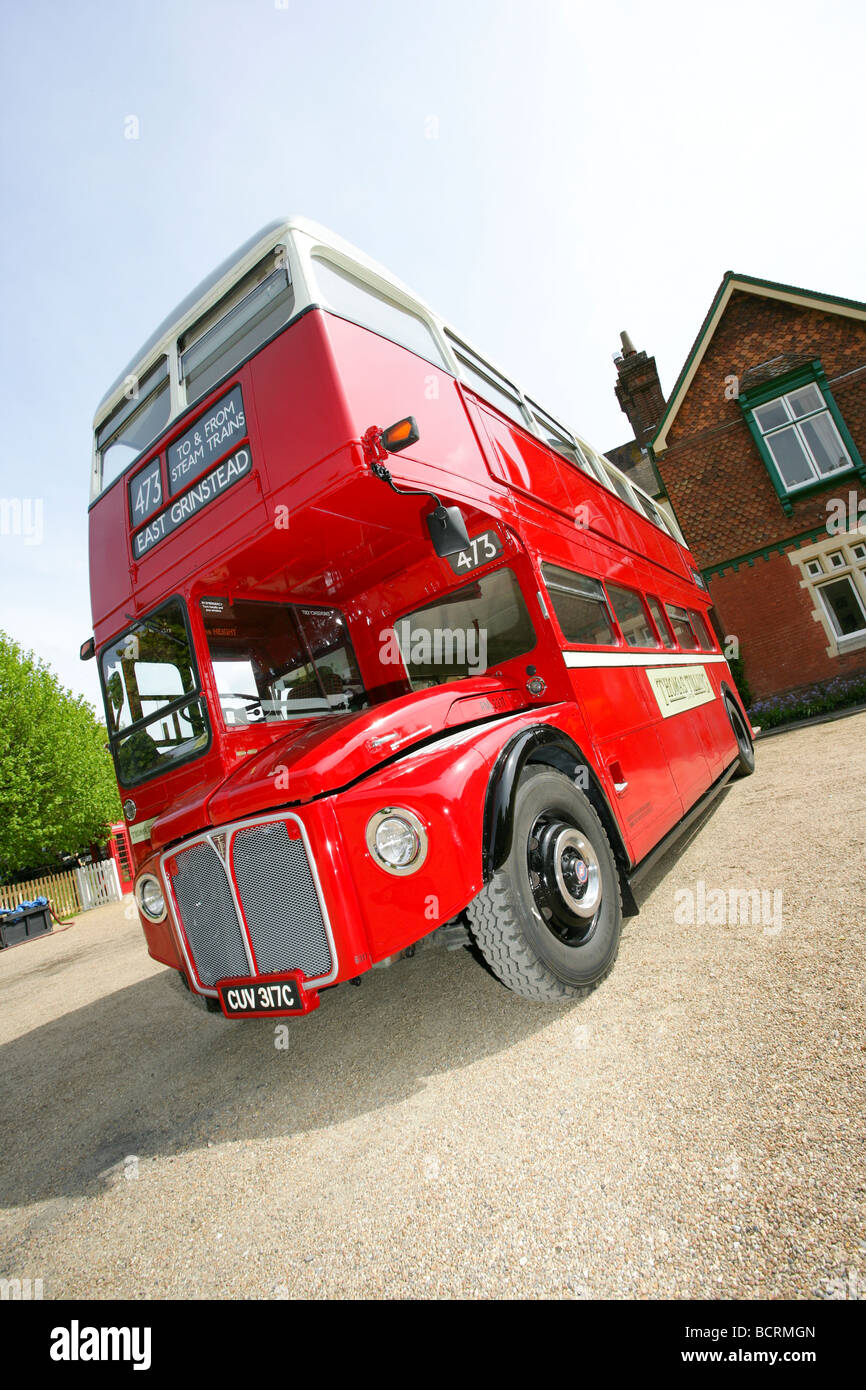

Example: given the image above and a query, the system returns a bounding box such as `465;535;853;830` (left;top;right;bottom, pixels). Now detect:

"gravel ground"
1;713;864;1300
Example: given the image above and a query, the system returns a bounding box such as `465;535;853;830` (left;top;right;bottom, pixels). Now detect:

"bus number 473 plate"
447;529;503;574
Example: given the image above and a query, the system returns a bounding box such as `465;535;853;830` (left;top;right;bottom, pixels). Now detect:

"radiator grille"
232;822;331;979
171;841;249;987
167;819;332;989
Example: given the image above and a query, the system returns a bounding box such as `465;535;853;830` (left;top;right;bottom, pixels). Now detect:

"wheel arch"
720;679;750;724
481;725;639;917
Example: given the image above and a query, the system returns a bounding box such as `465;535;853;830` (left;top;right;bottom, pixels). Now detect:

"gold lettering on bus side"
646;665;715;718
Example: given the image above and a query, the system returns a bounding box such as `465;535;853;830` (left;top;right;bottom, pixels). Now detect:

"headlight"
366;808;428;875
135;873;166;922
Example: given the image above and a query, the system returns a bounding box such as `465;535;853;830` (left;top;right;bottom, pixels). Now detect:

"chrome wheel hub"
527;815;603;944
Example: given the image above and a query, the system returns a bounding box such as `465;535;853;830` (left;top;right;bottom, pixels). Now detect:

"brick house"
639;274;866;703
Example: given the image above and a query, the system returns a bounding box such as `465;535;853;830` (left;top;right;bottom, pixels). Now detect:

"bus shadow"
0;944;573;1210
628;783;733;909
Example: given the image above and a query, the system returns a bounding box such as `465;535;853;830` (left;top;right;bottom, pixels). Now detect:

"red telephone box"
108;822;134;895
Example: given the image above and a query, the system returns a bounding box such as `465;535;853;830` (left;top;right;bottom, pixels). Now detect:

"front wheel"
466;766;623;1001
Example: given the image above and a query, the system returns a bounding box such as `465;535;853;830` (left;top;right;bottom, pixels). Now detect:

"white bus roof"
94;215;428;423
92;217;686;545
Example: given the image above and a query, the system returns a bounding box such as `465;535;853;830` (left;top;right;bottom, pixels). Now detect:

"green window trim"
739;359;866;516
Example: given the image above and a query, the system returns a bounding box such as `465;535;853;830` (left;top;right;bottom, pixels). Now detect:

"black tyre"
724;694;755;778
466;766;622;1001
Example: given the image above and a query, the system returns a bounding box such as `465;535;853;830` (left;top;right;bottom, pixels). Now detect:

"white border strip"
562;651;728;669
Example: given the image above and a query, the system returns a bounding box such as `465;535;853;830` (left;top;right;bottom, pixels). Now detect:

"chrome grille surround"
161;812;337;996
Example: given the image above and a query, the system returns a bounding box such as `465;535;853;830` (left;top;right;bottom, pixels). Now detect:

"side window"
646;595;675;648
526;400;591;473
446;333;531;430
689;610;715;651
665;603;701;651
399;568;536;688
312;256;448;368
606;584;660;648
636;492;671;535
541;564;616;645
602;465;636;506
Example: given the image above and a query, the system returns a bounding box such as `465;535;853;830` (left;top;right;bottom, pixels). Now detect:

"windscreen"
201;598;368;726
100;599;209;785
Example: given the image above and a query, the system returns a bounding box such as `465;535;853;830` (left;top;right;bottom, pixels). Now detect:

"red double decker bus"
84;217;755;1019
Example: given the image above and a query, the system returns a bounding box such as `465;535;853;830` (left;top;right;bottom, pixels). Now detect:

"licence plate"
216;971;318;1018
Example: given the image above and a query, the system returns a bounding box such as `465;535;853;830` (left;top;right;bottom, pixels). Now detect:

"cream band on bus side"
645;665;716;718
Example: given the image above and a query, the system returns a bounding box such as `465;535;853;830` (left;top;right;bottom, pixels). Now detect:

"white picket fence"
1;859;122;918
74;860;123;910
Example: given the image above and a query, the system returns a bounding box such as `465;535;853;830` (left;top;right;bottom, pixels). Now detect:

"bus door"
540;563;683;863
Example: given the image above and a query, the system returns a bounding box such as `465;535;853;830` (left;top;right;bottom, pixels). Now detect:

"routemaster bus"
83;216;755;1019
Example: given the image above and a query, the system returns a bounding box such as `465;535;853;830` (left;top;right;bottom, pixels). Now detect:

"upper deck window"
541;564;616;646
635;491;671;535
600;461;639;510
201;598;368;726
446;333;532;431
179;250;295;404
100;599;209;786
312;256;448;368
526;400;592;473
96;357;170;490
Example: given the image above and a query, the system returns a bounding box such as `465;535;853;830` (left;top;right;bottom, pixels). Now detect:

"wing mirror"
366;415;471;558
426;503;470;558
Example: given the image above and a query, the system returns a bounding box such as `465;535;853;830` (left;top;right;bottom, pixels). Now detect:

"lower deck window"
664;603;701;651
689;610;715;650
606;583;659;648
398;567;535;688
541;564;616;646
646;594;675;648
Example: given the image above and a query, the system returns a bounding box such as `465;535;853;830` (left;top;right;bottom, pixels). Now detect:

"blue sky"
1;0;864;712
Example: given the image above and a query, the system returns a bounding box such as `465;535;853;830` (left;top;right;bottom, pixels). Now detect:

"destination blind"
167;385;247;495
132;447;252;558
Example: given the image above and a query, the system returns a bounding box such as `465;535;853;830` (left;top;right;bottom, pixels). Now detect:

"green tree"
0;632;120;876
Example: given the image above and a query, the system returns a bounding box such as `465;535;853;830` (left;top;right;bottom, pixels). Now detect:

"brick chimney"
614;331;666;445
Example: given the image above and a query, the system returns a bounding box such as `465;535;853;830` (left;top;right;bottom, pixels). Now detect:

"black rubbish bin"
0;903;53;948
